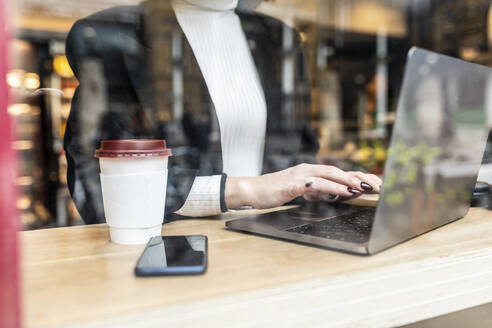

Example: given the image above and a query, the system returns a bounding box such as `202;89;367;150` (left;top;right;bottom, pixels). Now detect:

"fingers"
320;193;340;202
337;195;357;202
348;171;382;193
305;177;354;197
306;165;364;192
295;165;382;206
304;189;341;202
303;190;319;201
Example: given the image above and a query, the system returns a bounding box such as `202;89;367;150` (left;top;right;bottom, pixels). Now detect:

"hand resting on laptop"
225;163;382;210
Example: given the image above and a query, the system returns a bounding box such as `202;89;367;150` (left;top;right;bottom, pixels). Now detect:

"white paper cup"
100;171;167;244
95;140;172;245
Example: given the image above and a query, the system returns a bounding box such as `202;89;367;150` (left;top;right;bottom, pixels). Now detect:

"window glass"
8;0;492;228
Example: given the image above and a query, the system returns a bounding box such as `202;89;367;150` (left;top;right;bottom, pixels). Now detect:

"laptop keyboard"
284;208;376;244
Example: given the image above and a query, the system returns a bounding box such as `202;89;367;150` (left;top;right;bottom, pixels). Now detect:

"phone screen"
135;235;207;276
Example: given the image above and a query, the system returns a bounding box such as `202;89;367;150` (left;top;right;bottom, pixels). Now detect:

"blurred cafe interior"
7;0;492;230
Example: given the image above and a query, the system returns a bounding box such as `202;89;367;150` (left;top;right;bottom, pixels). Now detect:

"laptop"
226;48;492;255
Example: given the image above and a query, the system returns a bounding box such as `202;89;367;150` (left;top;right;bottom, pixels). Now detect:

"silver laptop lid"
368;48;492;254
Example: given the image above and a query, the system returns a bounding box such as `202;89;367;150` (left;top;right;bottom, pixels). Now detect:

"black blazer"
64;3;319;224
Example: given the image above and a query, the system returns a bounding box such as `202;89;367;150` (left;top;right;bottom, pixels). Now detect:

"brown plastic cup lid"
95;139;172;158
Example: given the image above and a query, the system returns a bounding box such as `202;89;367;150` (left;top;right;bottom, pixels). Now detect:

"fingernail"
360;182;373;191
305;181;313;187
348;187;361;194
328;194;338;200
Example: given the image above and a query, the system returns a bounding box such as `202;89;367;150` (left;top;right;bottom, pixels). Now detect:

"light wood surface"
22;199;492;328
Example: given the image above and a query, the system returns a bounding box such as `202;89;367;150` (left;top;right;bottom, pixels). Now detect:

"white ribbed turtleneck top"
173;0;267;216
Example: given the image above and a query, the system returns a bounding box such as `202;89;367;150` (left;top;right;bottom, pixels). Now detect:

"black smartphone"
135;235;208;276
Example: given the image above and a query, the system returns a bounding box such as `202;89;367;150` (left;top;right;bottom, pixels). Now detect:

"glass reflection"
369;48;492;253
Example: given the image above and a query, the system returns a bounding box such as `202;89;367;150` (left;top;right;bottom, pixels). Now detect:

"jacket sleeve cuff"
220;173;228;213
174;175;223;217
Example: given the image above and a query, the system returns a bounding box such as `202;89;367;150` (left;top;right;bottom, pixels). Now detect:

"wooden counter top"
22;202;492;327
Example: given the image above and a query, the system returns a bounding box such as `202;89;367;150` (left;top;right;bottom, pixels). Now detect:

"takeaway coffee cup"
95;140;172;245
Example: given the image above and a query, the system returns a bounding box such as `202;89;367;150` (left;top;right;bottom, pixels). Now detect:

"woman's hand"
225;164;382;209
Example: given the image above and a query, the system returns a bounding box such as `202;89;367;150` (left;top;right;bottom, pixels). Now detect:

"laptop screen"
369;48;492;253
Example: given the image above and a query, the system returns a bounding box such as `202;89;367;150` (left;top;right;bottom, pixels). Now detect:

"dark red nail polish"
360;182;373;191
305;181;313;187
348;187;361;194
